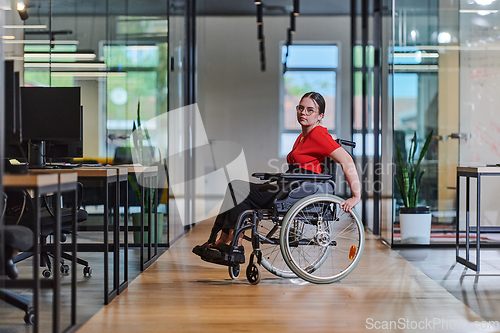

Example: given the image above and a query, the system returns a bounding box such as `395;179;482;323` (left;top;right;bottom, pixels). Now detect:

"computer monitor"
3;61;27;170
21;87;82;142
15;87;83;168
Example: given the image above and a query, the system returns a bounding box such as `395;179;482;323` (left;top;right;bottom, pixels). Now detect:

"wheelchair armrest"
336;139;356;148
252;173;282;180
280;173;332;181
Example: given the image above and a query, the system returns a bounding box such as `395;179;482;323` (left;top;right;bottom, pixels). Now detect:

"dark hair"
301;92;326;115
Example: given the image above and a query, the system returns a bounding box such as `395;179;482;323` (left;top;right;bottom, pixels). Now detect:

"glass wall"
14;0;171;244
390;0;500;245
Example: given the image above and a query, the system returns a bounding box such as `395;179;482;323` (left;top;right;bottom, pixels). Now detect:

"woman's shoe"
213;243;245;255
192;242;214;256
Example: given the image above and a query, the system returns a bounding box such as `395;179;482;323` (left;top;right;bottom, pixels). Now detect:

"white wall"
196;15;352;176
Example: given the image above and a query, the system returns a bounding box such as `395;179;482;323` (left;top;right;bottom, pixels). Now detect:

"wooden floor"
78;219;490;333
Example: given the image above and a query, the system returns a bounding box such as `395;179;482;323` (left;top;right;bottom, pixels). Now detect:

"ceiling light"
474;0;495;5
437;32;452;44
394;52;439;58
24;52;97;60
293;0;299;16
16;2;28;21
4;25;47;29
124;45;159;51
3;40;79;45
2;36;15;39
24;62;106;69
50;72;127;78
460;9;498;14
5;56;24;61
257;4;263;25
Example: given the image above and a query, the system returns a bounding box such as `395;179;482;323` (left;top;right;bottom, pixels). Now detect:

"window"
280;44;339;157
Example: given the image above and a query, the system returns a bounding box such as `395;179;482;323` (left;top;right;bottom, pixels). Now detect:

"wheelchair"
201;139;365;285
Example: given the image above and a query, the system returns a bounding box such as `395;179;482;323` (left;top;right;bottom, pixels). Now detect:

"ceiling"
25;0;353;16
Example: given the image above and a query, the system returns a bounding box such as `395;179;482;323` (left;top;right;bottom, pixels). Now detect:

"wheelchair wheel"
280;194;365;284
228;265;240;279
257;218;296;278
246;262;262;285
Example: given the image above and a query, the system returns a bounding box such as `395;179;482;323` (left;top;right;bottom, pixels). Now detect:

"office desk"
456;166;500;271
33;168;125;304
118;165;160;271
3;172;78;333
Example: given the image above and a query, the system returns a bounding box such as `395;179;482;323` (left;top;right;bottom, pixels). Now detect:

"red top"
286;126;340;174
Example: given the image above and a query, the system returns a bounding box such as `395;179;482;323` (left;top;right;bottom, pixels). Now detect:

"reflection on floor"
398;248;500;321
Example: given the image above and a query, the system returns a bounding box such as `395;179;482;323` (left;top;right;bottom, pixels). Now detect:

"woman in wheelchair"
193;92;362;283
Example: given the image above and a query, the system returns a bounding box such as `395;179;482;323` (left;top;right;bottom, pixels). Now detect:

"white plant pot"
400;210;432;245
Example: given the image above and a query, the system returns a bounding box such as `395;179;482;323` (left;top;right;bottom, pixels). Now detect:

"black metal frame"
455;169;500;271
73;172;124;305
138;170;159;271
3;175;77;332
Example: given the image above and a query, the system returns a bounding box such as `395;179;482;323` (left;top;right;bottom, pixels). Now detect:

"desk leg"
456;174;460;258
466;177;470;262
147;178;152;260
124;181;128;283
114;179;120;295
477;176;481;271
154;174;158;257
71;187;77;326
119;179;128;293
140;177;145;271
33;192;41;333
52;191;61;333
104;181;109;305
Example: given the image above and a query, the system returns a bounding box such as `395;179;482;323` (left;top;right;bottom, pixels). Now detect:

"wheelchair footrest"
201;249;245;267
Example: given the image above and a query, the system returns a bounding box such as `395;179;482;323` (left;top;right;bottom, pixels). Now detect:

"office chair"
0;224;35;324
4;188;92;278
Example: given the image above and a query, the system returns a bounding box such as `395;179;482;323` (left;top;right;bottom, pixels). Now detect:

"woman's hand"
339;196;360;213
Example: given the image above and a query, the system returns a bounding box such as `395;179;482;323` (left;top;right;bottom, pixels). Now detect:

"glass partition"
19;0;170;248
391;0;500;245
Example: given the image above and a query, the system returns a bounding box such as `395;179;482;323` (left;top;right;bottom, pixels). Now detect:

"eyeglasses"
296;105;317;116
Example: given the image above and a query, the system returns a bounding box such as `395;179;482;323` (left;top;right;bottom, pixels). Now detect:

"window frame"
279;42;341;158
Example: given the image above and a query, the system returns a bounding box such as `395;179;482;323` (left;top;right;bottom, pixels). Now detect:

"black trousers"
207;180;278;242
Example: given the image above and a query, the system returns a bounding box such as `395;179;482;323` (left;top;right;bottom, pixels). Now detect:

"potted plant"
130;100;164;244
395;130;433;244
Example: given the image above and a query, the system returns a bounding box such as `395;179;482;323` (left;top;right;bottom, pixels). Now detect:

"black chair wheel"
83;266;92;277
60;264;70;275
246;263;262;285
42;269;51;278
24;309;34;325
228;265;240;280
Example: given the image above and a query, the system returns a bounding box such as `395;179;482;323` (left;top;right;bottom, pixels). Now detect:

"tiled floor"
398;247;500;321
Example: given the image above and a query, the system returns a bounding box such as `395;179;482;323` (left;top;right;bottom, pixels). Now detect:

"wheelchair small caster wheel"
24;309;34;325
42;269;51;278
83;266;92;277
246;263;261;285
60;264;70;275
229;265;240;279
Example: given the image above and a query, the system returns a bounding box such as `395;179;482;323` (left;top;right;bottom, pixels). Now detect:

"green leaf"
394;130;433;208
